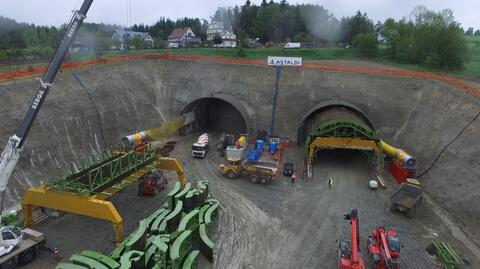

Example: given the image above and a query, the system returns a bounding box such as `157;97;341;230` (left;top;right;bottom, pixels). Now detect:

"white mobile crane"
0;0;93;266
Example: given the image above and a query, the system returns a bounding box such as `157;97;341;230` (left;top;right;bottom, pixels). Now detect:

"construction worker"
328;177;333;188
291;172;296;184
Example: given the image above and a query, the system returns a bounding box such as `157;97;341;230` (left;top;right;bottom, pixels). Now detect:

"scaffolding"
22;146;185;244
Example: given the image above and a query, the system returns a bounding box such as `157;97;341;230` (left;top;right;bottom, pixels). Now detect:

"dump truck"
219;134;276;184
390;178;423;218
0;227;46;268
220;160;276;184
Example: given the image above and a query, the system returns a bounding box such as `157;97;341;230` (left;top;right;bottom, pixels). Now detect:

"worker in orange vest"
291;172;296;184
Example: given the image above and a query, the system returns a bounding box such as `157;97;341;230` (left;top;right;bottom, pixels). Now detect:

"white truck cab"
0;226;22;248
192;133;209;158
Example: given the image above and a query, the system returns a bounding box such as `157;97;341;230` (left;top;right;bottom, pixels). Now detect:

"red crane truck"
338;209;365;269
367;227;400;269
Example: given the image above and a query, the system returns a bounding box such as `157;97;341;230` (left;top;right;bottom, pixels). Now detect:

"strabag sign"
267;56;303;67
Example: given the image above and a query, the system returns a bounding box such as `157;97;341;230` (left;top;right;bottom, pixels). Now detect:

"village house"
167;27;201;47
111;29;154;50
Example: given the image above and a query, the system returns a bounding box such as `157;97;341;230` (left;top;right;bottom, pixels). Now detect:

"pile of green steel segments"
56;180;220;269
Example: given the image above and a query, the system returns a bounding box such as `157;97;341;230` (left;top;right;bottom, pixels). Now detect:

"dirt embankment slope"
0;58;479;250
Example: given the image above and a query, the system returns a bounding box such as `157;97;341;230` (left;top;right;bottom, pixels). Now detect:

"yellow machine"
236;136;247;148
22;154;185;245
220;161;275;184
380;140;417;169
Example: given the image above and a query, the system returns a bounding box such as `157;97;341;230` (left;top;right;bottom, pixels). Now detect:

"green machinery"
429;241;465;269
56;180;220;269
23;146;161;244
50;147;155;196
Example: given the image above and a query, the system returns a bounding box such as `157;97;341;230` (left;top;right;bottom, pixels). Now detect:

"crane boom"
350;209;360;264
0;0;94;196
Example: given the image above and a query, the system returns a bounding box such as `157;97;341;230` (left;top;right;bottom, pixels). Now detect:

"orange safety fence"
1;53;479;97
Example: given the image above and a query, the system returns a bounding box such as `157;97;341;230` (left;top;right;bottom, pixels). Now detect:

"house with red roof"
167;27;201;47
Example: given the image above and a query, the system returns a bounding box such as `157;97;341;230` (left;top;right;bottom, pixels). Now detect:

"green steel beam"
49;148;155;195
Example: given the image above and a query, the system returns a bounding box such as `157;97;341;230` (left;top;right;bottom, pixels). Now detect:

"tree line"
210;1;469;70
0;1;472;70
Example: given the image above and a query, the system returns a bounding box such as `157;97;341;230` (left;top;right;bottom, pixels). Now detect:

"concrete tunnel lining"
297;100;376;144
181;95;254;135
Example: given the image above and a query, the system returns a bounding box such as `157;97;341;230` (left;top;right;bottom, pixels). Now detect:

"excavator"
338;209;365;269
367;227;400;269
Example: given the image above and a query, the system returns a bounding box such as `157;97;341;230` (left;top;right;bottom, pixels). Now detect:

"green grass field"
96;47;360;61
4;35;479;80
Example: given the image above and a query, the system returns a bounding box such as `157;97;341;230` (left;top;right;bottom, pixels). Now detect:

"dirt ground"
23;132;477;269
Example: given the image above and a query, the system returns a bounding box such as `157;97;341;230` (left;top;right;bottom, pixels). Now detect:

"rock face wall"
1;58;479;240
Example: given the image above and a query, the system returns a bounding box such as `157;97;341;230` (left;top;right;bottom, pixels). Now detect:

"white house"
111;30;154;50
207;21;237;48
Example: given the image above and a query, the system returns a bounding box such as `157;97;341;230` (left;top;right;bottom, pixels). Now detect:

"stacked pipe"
56;180;219;269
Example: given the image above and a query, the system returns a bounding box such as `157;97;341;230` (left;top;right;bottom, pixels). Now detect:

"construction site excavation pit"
1;58;479;268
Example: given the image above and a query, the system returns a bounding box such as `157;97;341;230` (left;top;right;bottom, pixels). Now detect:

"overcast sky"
0;0;478;29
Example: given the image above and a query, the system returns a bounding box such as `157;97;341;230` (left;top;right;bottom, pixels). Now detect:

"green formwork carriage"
170;230;193;269
304;119;380;154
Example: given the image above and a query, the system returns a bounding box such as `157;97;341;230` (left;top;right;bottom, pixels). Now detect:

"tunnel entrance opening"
182;98;248;137
297;102;375;145
299;102;382;177
314;149;370;169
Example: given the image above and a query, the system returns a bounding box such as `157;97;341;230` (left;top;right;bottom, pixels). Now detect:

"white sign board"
267;56;302;67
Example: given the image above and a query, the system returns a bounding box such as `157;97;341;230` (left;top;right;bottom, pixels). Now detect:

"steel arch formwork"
305;119;384;176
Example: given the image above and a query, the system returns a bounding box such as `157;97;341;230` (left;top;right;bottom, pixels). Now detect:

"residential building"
167;27;201;47
207;21;237;48
111;30;154;50
207;21;225;41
